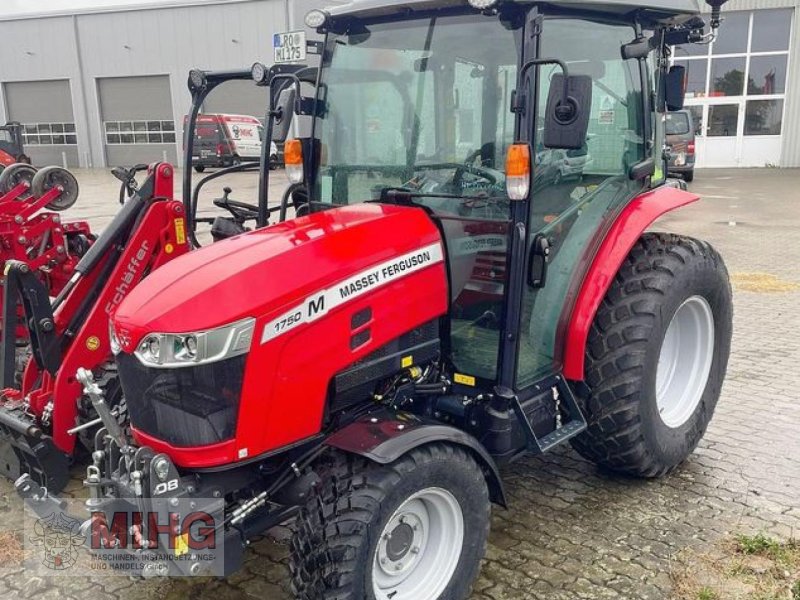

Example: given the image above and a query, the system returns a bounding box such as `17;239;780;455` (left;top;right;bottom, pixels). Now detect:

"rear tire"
684;170;695;183
291;444;490;600
570;233;732;477
194;165;206;173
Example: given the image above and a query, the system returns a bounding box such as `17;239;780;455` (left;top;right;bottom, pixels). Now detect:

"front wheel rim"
372;487;464;600
655;295;715;428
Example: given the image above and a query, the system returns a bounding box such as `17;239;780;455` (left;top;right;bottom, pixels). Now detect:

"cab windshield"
313;14;522;207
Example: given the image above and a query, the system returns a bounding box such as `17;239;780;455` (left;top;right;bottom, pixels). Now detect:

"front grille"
117;353;245;447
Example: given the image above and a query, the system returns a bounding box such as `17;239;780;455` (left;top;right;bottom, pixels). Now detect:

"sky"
0;0;229;18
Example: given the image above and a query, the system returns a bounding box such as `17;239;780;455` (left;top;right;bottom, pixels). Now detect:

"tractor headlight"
188;69;207;93
468;0;498;9
251;62;268;86
133;317;255;368
304;9;328;29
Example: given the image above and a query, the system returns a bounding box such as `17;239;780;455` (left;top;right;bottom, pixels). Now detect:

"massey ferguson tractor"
19;1;733;598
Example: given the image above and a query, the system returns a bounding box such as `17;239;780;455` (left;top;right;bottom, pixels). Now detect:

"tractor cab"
0;122;28;168
284;0;709;405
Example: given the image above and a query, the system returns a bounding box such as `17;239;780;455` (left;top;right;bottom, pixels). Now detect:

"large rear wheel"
571;233;732;477
291;444;490;600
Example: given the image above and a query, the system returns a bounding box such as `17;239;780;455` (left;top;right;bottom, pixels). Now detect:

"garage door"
3;80;79;167
98;75;177;167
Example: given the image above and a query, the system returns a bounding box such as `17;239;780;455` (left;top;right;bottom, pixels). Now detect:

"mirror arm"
257;72;305;228
518;57;571;108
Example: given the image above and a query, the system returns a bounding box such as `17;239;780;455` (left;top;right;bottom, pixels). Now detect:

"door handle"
527;234;550;289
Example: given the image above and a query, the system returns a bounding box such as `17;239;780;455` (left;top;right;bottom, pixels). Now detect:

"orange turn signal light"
283;139;304;184
284;139;302;166
505;143;531;201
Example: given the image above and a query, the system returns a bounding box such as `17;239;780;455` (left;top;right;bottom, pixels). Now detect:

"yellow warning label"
174;218;186;245
174;532;189;557
454;373;476;387
401;355;413;368
85;336;101;351
164;243;174;254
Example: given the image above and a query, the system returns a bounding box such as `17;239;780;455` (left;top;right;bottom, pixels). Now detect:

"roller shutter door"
98;75;177;166
4;80;78;167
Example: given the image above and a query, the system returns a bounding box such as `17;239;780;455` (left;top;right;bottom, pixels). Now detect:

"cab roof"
326;0;702;23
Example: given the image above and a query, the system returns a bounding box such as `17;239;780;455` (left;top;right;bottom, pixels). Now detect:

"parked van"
665;110;696;183
189;114;278;172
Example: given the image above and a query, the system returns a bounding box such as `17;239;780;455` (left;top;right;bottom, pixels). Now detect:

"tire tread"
571;232;729;477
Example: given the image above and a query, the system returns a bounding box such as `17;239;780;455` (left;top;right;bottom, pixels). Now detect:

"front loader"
0;67;316;494
20;1;734;598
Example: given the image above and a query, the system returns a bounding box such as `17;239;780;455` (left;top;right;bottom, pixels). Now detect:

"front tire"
571;233;732;477
291;444;490;600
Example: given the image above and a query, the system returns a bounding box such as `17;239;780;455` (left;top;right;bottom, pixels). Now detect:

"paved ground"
0;167;799;599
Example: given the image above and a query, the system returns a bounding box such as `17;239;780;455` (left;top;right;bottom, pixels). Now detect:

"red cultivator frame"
0;163;189;492
0;164;92;340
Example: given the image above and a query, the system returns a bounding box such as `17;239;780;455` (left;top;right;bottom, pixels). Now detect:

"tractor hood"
112;203;444;352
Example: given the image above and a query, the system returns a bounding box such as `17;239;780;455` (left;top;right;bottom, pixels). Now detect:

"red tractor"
20;0;733;597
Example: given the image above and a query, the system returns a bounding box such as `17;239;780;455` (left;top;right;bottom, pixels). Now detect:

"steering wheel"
452;150;499;189
213;187;259;222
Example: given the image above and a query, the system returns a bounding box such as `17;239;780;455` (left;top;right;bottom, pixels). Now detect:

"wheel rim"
372;487;464;600
655;295;715;428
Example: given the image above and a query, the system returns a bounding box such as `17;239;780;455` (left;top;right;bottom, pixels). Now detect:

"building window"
710;57;746;97
708;104;739;137
744;99;784;135
105;120;176;144
21;123;78;146
747;55;788;95
673;8;792;140
751;9;793;52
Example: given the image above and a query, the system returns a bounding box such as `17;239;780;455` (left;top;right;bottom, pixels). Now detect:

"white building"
0;0;797;168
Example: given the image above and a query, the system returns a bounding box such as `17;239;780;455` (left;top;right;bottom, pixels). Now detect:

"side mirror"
271;87;297;144
543;74;592;150
665;66;686;111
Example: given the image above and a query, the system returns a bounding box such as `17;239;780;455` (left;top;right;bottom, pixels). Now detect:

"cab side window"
516;18;647;388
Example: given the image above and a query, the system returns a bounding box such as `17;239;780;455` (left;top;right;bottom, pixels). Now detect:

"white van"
190;114;279;172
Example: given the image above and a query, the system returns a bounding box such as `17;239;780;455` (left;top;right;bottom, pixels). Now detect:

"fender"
562;185;700;381
326;408;507;507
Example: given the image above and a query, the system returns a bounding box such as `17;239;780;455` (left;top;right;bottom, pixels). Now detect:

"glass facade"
674;8;792;142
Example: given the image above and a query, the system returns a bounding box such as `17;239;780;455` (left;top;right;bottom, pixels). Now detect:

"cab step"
509;376;587;454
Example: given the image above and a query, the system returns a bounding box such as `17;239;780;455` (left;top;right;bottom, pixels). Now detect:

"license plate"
273;31;307;63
